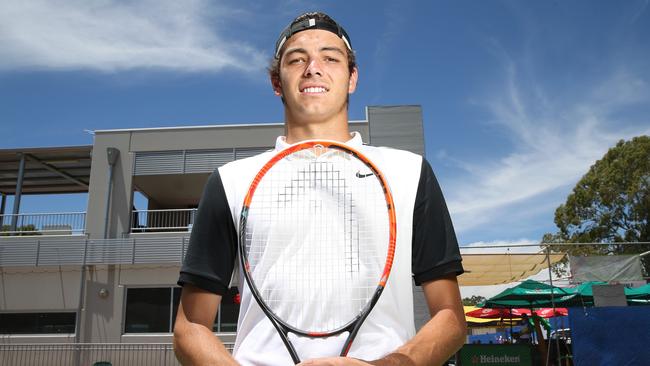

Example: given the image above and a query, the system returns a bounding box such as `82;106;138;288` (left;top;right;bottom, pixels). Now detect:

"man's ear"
348;66;358;94
271;76;283;96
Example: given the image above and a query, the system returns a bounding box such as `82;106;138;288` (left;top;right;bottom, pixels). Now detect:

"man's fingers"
298;357;370;366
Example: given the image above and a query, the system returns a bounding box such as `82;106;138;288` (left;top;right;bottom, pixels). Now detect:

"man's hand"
299;275;465;366
298;357;371;366
298;353;416;366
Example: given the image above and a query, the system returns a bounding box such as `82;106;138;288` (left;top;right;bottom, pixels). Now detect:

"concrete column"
0;193;6;227
1;193;6;216
10;153;26;232
103;147;120;239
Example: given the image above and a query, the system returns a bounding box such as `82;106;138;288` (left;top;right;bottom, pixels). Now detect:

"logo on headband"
274;17;352;58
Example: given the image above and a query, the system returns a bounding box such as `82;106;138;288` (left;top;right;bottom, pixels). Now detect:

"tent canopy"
481;279;572;308
459;253;565;286
0;146;92;195
553;281;650;306
626;283;650;299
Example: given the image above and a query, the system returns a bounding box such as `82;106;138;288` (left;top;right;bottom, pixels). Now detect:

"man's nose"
304;59;323;77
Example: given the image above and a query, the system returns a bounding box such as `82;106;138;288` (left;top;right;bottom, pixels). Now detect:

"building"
0;105;426;365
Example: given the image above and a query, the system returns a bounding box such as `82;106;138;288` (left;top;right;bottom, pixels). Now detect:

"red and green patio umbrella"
533;307;568;318
466;307;567;319
465;307;531;319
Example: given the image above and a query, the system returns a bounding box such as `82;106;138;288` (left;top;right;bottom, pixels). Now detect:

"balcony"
0;209;203;267
0;235;189;267
0;209;197;235
131;209;197;233
0;212;86;236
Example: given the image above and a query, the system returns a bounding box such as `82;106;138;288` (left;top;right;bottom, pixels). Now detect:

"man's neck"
284;112;351;144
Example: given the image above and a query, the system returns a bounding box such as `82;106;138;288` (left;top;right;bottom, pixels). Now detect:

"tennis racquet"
239;140;397;364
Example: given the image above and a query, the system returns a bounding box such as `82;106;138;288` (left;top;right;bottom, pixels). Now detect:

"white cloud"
445;59;650;236
0;0;267;72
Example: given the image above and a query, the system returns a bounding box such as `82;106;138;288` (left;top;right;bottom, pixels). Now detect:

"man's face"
273;29;358;122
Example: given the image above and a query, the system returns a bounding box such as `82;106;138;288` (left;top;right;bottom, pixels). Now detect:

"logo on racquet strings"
355;171;374;178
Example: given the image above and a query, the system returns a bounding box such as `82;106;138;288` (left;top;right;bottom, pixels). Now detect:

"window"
124;287;239;333
0;312;76;334
124;288;172;333
213;287;239;332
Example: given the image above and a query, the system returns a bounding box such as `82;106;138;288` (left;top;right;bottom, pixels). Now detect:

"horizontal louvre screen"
36;237;86;265
234;147;271;160
134;151;184;176
185;149;233;173
135;147;270;175
85;239;134;264
133;236;186;263
0;235;189;266
0;239;38;266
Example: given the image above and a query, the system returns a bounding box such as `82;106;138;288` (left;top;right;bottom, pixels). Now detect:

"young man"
174;12;467;365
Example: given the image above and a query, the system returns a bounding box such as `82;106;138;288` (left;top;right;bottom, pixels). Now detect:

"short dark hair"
268;12;357;82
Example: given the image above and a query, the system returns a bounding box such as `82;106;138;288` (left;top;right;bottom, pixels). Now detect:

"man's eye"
288;58;305;64
325;57;339;62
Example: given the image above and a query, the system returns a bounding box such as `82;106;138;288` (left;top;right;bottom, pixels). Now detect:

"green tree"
0;224;41;236
462;295;486;306
543;136;650;276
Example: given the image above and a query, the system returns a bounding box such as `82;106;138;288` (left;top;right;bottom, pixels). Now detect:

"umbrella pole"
510;314;513;343
545;245;561;366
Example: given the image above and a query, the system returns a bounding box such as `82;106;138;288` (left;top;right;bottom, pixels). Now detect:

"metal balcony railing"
0;342;234;366
131;209;197;233
0;212;86;236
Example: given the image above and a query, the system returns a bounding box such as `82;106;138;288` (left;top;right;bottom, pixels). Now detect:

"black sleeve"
412;158;464;285
177;169;238;295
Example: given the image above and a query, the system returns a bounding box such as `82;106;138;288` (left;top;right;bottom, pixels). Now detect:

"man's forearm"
174;322;239;366
374;308;466;366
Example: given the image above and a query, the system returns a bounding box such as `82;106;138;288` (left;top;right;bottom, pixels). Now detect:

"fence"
131;209;197;233
0;342;235;366
0;212;86;235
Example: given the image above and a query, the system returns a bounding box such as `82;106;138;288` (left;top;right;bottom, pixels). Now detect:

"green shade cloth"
626;283;650;299
483;280;650;308
554;281;650;306
481;279;571;308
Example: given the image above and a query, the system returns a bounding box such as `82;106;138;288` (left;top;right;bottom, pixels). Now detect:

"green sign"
459;345;532;366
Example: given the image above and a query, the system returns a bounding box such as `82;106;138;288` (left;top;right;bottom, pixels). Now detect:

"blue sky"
2;0;649;276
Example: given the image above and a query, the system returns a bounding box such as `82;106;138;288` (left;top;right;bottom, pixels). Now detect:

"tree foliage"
543;136;650;275
462;295;486;306
0;224;42;236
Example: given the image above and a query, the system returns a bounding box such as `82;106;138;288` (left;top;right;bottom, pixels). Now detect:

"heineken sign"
459;345;532;366
473;354;521;364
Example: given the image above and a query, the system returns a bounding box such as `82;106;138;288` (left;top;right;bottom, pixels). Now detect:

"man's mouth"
300;86;328;94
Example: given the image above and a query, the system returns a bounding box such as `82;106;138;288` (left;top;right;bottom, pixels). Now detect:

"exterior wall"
128;124;285;152
367;105;425;156
86;121;370;240
81;265;121;343
0;266;81;311
86;131;133;240
82;264;180;343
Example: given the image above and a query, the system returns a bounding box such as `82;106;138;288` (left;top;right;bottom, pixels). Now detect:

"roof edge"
94;120;368;134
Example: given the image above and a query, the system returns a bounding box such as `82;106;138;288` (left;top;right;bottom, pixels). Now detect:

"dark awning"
0;146;92;195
